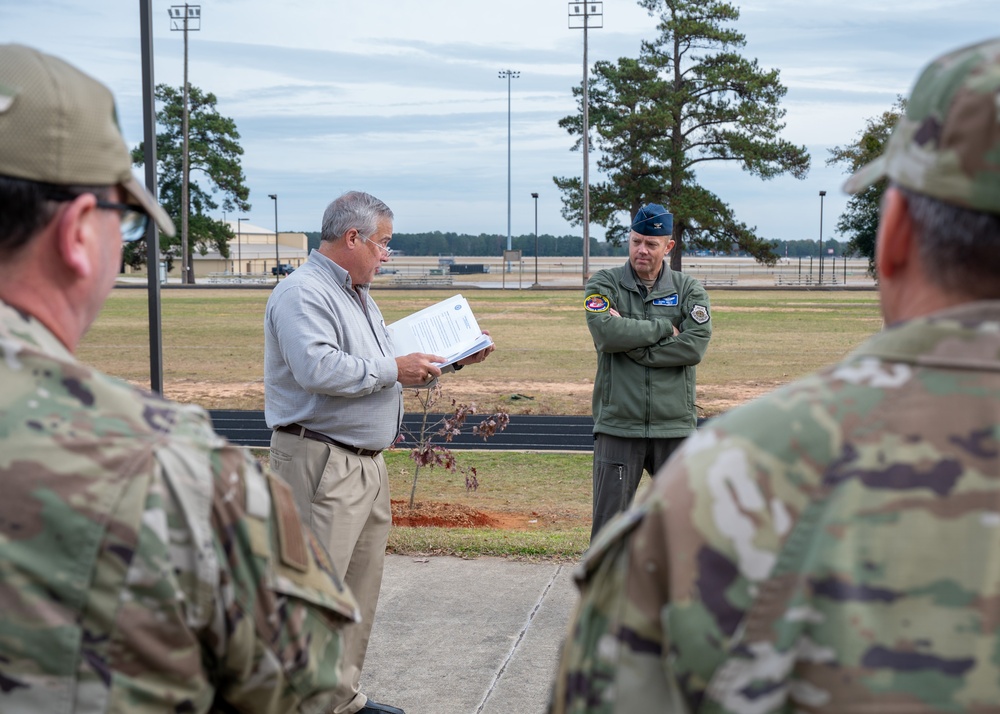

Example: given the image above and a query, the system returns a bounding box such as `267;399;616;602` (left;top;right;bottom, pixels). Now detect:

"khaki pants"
270;429;392;714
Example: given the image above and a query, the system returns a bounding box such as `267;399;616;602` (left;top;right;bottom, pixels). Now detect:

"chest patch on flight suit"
690;304;711;324
585;294;610;312
652;295;679;306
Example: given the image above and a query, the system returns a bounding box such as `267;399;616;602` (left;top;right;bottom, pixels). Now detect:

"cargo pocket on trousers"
594;459;630;511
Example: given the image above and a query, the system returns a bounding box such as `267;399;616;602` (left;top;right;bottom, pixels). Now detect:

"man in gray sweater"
264;190;492;714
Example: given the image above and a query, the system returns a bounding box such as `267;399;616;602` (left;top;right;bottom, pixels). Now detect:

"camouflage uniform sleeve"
645;416;825;712
548;498;692;714
205;446;360;713
550;419;802;714
155;439;360;714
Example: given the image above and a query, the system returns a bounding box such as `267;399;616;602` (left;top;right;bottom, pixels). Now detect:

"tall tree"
555;0;810;269
129;84;250;278
827;96;906;276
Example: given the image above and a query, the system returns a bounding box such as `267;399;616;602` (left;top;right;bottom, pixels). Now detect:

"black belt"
275;423;383;457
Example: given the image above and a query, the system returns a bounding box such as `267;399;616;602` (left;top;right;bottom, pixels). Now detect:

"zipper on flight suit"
643;295;652;438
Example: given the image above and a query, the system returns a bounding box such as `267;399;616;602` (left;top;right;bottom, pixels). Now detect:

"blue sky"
3;1;997;246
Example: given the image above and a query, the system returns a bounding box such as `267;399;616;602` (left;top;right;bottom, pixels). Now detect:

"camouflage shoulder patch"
307;530;341;588
690;304;710;324
585;294;611;313
267;474;308;572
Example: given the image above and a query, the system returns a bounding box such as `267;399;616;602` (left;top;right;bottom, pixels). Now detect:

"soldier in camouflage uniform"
550;37;1000;713
0;44;360;713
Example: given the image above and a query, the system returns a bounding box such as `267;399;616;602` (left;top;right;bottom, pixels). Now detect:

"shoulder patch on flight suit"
267;474;309;572
690;304;710;324
585;294;611;313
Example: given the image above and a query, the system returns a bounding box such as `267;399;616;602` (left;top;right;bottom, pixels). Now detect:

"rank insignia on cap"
631;203;673;237
690;304;710;324
585;294;610;313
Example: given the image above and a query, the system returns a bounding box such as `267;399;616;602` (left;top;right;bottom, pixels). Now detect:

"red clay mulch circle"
390;499;558;530
391;499;498;528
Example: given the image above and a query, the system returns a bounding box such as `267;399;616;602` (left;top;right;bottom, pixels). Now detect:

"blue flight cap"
631;203;673;237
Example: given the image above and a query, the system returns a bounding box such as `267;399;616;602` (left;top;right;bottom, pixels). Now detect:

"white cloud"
2;0;997;238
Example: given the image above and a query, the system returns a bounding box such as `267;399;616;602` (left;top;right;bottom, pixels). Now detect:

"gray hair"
898;185;1000;300
320;191;393;243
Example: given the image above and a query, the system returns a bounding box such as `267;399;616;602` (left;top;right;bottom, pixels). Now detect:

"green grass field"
94;287;882;559
383;450;593;560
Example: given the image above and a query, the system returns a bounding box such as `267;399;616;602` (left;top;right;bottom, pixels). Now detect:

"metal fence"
372;256;875;288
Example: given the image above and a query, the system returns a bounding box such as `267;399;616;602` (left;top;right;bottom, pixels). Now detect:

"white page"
387;294;492;366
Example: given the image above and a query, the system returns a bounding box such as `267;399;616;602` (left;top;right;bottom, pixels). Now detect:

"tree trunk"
671;224;684;272
409;464;422;509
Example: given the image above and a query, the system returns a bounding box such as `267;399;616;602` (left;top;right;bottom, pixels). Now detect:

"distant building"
192;221;309;278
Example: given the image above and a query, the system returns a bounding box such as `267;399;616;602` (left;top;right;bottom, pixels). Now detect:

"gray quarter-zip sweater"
264;249;402;451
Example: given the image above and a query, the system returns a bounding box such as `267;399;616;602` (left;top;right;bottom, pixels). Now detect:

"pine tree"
130;84;250;278
827;96;906;276
555;0;810;269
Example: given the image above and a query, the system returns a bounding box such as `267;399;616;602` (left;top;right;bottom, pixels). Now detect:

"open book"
387;294;493;368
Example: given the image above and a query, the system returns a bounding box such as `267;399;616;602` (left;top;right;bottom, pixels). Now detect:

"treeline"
303;231;846;259
304;231;627;257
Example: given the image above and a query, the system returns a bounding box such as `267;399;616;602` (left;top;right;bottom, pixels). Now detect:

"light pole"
819;190;826;285
569;2;603;285
269;194;279;281
140;0;164;392
168;4;201;284
236;216;247;277
531;192;540;287
498;69;520;273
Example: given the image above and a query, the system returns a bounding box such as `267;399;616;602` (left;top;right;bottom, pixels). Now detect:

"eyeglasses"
358;232;393;258
44;190;150;243
94;200;150;242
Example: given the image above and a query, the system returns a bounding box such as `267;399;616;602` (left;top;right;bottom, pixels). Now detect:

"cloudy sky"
3;1;996;246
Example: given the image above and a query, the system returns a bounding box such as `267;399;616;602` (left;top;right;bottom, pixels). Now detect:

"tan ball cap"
0;43;175;237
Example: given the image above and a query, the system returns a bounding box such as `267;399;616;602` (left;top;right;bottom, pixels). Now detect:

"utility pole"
169;4;201;284
531;192;539;287
498;69;520;273
237;217;247;278
819;190;827;285
269;194;280;282
569;2;603;285
140;0;164;393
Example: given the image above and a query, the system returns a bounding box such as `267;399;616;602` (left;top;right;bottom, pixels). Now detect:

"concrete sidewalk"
361;555;579;714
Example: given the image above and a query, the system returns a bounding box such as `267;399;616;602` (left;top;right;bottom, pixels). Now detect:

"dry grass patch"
84;287;882;417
